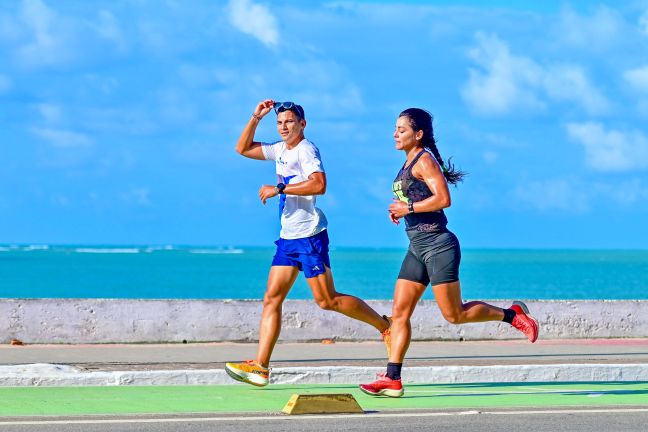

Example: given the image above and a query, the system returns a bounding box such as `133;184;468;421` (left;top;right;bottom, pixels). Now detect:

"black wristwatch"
275;183;286;194
407;201;415;213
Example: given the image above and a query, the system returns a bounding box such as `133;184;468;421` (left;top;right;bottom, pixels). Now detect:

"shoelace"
514;316;534;335
375;372;392;381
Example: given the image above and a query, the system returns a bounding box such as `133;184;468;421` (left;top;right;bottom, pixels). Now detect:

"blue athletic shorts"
271;230;331;278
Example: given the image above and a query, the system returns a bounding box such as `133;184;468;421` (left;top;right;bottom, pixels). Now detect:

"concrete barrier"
2;363;647;387
1;299;646;344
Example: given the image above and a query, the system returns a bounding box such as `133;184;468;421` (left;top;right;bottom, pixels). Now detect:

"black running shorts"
397;229;461;286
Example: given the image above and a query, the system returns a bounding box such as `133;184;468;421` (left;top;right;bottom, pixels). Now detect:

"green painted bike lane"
1;382;647;417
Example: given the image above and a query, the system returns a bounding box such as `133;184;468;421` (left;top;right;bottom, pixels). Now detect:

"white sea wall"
3;364;647;386
0;299;646;344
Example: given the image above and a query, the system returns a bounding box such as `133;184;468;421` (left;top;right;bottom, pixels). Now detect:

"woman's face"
393;116;422;151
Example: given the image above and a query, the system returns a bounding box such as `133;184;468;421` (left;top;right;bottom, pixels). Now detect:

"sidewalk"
2;339;648;386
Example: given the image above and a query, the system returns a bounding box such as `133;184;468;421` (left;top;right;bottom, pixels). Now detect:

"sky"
1;0;648;249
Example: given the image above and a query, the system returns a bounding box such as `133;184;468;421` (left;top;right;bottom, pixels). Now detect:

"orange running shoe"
510;301;539;343
359;373;404;398
225;360;270;387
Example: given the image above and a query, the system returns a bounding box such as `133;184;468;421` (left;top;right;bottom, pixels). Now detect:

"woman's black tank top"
392;150;448;232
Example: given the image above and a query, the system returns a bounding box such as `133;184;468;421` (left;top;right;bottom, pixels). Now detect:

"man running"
225;99;391;386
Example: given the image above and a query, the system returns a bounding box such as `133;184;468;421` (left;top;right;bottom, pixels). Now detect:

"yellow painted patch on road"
282;393;364;415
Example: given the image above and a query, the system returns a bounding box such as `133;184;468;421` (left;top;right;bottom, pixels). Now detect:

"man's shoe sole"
225;365;269;387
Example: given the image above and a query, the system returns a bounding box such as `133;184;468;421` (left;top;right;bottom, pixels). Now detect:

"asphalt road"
1;408;648;432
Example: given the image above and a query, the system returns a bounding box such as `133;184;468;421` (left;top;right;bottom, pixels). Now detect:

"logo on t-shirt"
392;180;409;203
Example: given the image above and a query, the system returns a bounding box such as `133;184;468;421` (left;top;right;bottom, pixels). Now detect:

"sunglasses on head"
273;101;304;119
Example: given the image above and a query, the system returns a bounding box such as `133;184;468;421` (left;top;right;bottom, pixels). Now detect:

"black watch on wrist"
276;183;286;194
407;201;415;213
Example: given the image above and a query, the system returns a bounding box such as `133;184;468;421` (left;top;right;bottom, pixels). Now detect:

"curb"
1;363;647;387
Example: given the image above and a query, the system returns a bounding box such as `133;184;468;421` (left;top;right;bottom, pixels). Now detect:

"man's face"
276;110;306;144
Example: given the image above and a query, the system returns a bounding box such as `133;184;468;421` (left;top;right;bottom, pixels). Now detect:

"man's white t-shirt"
261;138;328;240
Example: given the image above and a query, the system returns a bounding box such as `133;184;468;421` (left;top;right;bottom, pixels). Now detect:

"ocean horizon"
1;244;647;300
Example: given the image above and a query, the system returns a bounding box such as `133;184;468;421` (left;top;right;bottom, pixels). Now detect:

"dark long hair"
399;108;466;185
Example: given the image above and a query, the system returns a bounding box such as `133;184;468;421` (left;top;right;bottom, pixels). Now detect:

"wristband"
407;201;415;214
252;113;262;121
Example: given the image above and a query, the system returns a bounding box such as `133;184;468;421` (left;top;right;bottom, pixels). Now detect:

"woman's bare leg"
389;278;427;363
432;280;504;324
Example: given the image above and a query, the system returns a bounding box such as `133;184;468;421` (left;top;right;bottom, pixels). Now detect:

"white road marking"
2;408;648;425
407;388;614;395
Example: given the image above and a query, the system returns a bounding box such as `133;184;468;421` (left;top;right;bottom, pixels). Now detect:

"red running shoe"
359;373;404;398
510;301;539;343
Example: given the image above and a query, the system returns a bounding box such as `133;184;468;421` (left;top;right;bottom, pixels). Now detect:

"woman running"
359;108;539;398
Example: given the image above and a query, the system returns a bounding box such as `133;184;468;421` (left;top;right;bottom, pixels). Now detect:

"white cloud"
80;106;158;135
35;103;62;123
0;12;20;40
32;127;92;148
120;188;151;206
93;10;126;52
462;33;543;116
637;100;648;117
227;0;279;47
0;75;11;93
513;179;589;213
83;74;120;95
639;10;648;36
511;177;648;212
482;151;498;164
623;66;648;115
50;194;70;206
612;179;648;204
456;124;522;149
462;33;609;116
623;65;648;93
566;122;648;172
543;65;609;115
157;88;197;123
279;59;365;117
557;6;622;50
18;0;72;67
204;59;365;123
136;20;168;51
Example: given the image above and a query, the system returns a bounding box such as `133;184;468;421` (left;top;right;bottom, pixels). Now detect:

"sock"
502;308;516;324
386;362;402;381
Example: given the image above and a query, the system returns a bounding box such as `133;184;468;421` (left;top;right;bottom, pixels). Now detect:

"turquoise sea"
0;245;647;300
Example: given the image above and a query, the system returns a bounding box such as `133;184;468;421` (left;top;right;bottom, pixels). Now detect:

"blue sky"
1;0;648;248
